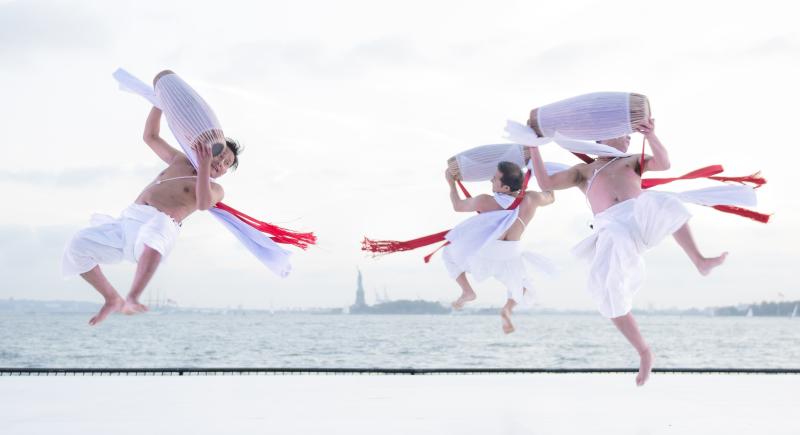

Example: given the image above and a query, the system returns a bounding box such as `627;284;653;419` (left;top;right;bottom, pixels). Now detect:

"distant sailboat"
791;304;798;318
746;307;754;317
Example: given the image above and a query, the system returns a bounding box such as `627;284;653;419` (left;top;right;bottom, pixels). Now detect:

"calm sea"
1;313;798;368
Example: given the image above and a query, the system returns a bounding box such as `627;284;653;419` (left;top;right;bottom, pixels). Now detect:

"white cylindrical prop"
529;92;650;140
153;70;227;167
447;144;530;181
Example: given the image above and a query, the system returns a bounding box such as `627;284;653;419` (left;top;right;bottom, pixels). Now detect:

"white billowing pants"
572;191;691;318
443;239;554;307
62;204;180;277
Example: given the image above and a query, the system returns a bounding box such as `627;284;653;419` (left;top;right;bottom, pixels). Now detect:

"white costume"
62;204;180;277
111;68;292;278
442;194;554;307
572;191;691;318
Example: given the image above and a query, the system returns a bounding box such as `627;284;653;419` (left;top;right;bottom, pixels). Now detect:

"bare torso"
501;194;537;241
134;155;222;222
576;155;643;214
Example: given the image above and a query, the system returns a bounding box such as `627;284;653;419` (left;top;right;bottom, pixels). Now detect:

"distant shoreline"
1;298;798;317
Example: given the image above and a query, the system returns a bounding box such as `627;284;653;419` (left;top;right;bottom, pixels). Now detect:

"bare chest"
584;157;643;212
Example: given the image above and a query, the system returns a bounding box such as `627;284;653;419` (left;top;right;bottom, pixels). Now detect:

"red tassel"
642;165;724;189
363;169;533;261
423;241;450;263
214;202;317;249
709;171;767;188
361;230;450;255
711;205;771;223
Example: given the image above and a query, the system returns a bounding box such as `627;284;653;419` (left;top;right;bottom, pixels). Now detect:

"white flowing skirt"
443;239;554;307
572;191;691;318
62;204;180;277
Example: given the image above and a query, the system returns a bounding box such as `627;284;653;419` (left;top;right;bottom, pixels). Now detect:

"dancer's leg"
672;223;727;276
611;312;654;386
452;273;477;310
125;246;162;313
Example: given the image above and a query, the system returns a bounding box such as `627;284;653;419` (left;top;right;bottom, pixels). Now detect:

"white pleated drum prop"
528;92;650;140
153;70;227;159
447;144;530;181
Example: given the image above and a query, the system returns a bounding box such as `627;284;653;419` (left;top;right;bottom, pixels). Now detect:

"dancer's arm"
445;170;499;212
638;119;670;172
525;190;555;207
143;107;181;164
528;146;583;190
194;143;224;210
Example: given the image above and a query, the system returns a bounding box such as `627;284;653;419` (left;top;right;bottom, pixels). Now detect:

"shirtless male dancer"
63;96;240;326
445;162;554;333
528;118;726;385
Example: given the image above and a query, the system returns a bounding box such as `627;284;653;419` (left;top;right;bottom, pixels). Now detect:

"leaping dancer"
507;92;769;385
444;162;554;333
63;69;315;325
363;143;558;333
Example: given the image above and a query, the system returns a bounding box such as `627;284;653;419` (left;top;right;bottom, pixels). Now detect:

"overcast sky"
1;0;798;311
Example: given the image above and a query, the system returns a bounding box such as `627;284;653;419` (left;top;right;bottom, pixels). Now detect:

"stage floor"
2;373;797;434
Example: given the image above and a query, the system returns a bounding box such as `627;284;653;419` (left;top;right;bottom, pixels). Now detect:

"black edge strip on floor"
1;368;799;376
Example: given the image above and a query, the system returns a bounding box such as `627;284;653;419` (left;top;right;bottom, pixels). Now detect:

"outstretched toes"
500;308;515;334
636;348;654;387
89;297;125;326
451;292;476;311
698;252;728;276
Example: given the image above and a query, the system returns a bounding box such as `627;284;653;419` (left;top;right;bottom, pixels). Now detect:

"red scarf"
361;171;532;261
364;140;770;260
573;136;770;223
214;202;316;249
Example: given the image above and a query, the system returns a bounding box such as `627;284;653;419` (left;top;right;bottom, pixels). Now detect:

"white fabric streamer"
442;194;555;306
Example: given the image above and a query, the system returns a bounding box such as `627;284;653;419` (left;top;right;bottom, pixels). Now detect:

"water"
1;313;798;368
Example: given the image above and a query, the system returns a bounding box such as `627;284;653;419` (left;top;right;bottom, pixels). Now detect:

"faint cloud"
0;0;110;61
200;36;427;83
0;165;159;188
745;35;800;58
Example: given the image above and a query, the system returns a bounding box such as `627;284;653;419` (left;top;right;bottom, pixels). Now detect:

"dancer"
63;104;241;326
444;161;554;334
528;118;726;385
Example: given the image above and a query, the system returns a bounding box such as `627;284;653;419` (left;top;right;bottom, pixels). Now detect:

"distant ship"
348;269;450;315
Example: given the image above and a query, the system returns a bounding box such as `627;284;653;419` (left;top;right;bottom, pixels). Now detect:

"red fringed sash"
578;139;770;223
362;171;532;260
214;202;317;249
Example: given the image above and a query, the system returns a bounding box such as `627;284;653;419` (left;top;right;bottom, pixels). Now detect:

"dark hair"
497;161;523;192
225;137;243;170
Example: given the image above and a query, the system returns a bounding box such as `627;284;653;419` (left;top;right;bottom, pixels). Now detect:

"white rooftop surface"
2;373;797;434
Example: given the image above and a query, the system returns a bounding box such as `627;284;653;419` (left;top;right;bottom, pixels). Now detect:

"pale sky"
1;0;798;311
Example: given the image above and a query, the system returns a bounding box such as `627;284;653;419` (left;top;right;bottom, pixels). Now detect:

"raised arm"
528;146;583;191
525;189;555;207
193;143;224;210
637;118;670;172
445;170;500;213
143;107;181;164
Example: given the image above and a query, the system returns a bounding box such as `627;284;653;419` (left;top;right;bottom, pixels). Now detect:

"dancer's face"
491;170;511;194
600;135;631;152
210;147;235;178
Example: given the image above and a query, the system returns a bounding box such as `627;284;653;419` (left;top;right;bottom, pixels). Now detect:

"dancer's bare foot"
697;252;728;276
451;291;476;310
636;348;654;387
89;296;125;326
500;307;515;334
124;297;149;314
